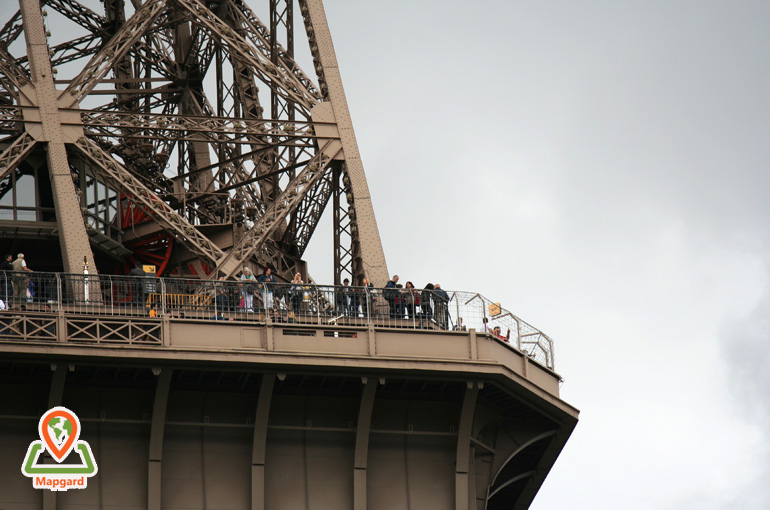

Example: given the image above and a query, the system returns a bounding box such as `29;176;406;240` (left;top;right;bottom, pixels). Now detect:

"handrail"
0;271;555;369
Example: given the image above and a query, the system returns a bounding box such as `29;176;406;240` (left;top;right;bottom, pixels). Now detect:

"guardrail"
0;272;555;368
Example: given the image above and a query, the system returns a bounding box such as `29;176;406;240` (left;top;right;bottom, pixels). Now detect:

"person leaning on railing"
492;326;511;343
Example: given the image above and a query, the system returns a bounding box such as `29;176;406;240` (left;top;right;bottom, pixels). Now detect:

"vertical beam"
303;0;389;285
148;369;173;510
251;374;276;510
354;377;377;510
456;382;479;510
332;167;342;285
18;0;96;275
43;364;68;510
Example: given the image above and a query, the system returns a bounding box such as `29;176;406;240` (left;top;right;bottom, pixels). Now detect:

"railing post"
109;275;114;316
57;308;66;343
160;278;167;316
454;292;460;329
55;273;62;311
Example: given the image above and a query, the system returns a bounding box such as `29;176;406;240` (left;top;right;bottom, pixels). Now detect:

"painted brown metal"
0;2;577;508
1;0;387;283
0;318;577;510
19;0;96;275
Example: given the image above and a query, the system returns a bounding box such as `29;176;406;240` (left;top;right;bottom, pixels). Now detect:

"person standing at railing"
420;283;434;325
492;326;511;343
404;281;419;320
0;254;12;307
289;272;304;316
215;277;230;314
385;275;399;318
348;279;360;317
257;266;276;312
11;253;32;310
129;263;147;307
360;277;374;318
240;267;257;312
433;283;450;329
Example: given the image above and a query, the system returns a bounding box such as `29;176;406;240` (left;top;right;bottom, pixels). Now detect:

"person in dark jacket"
129;263;147;306
433;283;450;329
0;254;12;305
385;275;399;318
420;283;434;324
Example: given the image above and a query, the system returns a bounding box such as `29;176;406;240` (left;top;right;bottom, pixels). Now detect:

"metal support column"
18;0;96;275
456;382;479;510
251;373;276;510
148;369;172;510
354;377;378;510
302;0;389;285
43;364;68;510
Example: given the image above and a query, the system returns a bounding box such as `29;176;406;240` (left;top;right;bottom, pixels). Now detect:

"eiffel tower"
0;3;578;510
0;0;388;284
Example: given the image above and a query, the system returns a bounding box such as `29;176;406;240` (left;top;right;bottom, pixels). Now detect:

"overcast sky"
306;1;770;508
10;0;768;507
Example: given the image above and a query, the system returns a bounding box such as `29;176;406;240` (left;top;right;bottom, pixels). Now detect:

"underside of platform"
1;321;577;510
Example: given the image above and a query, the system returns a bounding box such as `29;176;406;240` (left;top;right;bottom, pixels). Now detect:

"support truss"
0;0;388;283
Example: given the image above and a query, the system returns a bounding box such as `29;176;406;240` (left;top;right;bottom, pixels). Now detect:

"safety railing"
0;272;555;369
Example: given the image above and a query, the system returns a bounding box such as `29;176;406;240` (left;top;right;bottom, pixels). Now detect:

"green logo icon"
21;406;98;490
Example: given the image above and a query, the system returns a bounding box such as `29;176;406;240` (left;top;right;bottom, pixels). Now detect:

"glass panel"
17;209;37;221
16;170;36;207
86;175;95;206
0;178;13;207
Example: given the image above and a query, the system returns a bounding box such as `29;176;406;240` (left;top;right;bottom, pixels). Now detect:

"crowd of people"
0;261;518;341
205;269;464;329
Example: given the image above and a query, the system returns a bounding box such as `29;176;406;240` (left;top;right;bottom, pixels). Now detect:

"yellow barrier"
145;293;212;309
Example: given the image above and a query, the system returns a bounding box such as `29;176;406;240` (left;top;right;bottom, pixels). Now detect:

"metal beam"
59;0;169;108
354;377;377;510
0;132;36;181
19;0;96;275
74;136;225;265
456;382;479;510
43;363;68;510
251;373;275;510
300;0;389;285
213;139;339;278
148;368;173;510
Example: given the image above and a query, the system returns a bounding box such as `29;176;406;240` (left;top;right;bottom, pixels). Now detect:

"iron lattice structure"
0;0;389;284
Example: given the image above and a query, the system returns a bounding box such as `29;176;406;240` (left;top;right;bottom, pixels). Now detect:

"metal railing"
0;272;555;369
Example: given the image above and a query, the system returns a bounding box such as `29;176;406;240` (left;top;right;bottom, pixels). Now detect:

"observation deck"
1;273;578;510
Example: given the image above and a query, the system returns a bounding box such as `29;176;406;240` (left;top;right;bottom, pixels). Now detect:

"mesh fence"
0;272;555;368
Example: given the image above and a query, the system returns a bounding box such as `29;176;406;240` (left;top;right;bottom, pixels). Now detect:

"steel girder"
1;0;387;283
